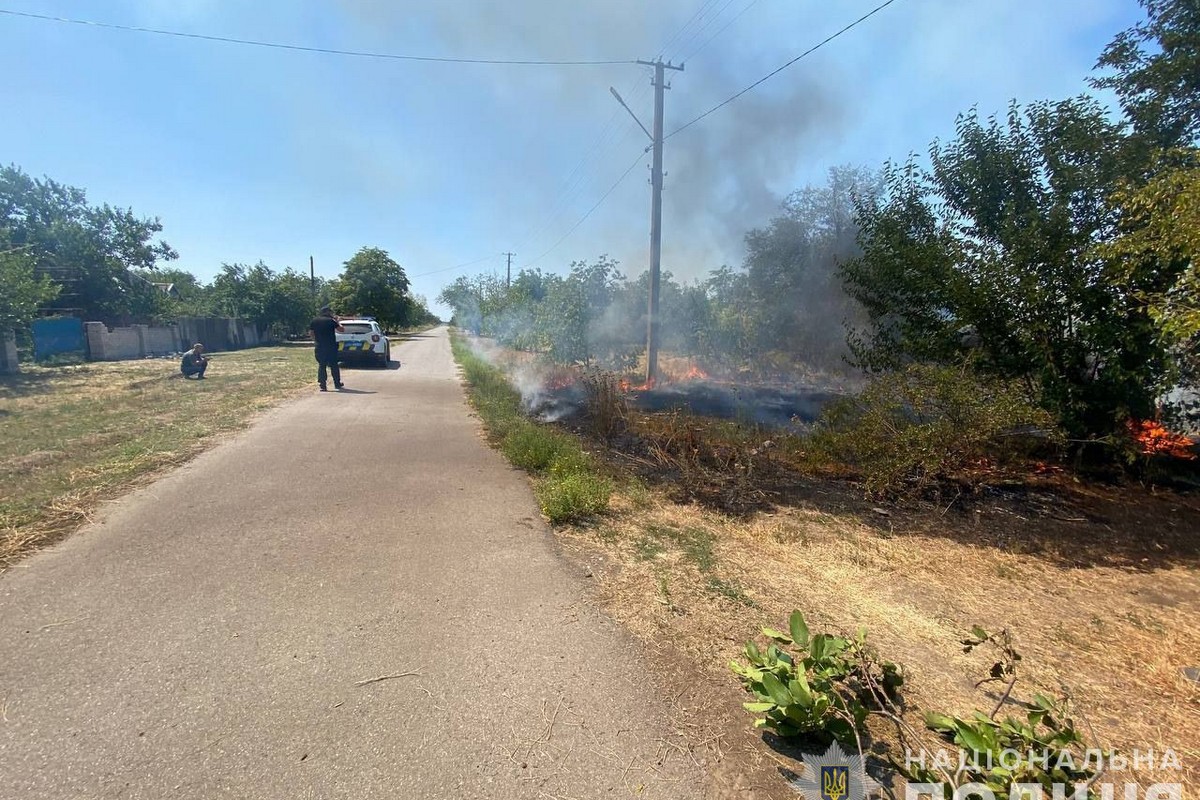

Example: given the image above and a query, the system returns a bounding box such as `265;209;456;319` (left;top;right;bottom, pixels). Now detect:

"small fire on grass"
617;365;706;392
1126;419;1197;460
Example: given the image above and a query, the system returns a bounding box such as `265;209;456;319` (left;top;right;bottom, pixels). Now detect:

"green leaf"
1032;693;1057;712
743;702;776;713
971;625;989;640
954;722;991;754
762;627;792;643
810;634;826;661
788;677;813;707
760;672;793;707
789;611;810;646
925;712;957;732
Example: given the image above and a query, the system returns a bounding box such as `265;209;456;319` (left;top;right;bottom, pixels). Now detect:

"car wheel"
380;347;390;368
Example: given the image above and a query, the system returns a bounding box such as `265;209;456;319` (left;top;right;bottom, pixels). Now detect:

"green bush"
808;362;1058;496
536;471;614;523
905;627;1102;795
730;611;903;746
502;424;568;471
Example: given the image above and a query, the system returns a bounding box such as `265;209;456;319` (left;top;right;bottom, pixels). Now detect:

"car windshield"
340;323;373;334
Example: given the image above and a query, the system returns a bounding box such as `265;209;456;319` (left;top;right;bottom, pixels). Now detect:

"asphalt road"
0;327;707;799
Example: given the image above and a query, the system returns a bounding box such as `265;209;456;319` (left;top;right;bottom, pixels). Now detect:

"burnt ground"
547;405;1200;797
466;340;1198;795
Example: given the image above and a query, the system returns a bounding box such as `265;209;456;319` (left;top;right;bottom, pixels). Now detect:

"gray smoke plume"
335;0;849;281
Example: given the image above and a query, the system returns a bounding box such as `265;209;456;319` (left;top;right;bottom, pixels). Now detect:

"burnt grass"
552;401;1200;572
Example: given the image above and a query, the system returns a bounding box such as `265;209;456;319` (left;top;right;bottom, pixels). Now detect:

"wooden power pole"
635;59;683;385
504;252;515;288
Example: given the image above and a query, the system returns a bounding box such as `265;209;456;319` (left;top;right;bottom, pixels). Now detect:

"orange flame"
681;365;709;381
1126;419;1196;459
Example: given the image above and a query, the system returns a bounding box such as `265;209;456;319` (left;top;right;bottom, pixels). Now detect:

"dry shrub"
639;411;769;511
579;368;628;441
808;362;1059;497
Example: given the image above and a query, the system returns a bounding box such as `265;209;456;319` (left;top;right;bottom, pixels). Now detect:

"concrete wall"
85;323;179;361
143;326;178;355
84;318;264;361
0;330;18;374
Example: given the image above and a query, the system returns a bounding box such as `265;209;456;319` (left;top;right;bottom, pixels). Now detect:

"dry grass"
0;346;317;567
553;480;1200;796
454;336;1198;794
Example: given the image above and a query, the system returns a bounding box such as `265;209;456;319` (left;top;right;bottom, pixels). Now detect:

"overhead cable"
0;9;632;66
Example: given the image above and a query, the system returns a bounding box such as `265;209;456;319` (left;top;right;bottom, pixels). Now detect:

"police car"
335;317;391;368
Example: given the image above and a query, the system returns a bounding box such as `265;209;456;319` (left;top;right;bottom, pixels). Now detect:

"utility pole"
504;252;515;288
635;59;682;385
309;255;316;297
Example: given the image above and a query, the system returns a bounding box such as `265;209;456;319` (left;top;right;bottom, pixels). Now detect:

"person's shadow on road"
334;388;376;395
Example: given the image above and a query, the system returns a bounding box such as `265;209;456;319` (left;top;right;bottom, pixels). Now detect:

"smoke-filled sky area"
0;0;1142;315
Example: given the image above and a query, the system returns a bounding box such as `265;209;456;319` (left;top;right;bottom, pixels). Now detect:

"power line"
666;0;739;64
0;9;633;66
657;0;723;61
510;1;710;261
409;255;496;280
679;0;765;64
526;150;648;268
666;0;900;139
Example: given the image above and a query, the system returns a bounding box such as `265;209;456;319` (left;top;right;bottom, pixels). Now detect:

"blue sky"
0;0;1144;316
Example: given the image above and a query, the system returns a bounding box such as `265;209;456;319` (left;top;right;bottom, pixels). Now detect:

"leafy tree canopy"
1093;0;1200;149
332;247;412;330
0;164;176;321
842;99;1173;438
0;247;60;331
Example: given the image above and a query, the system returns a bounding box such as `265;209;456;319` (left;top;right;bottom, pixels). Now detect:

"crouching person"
181;343;209;379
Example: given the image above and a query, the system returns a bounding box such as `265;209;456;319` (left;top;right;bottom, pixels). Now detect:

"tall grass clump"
450;331;612;521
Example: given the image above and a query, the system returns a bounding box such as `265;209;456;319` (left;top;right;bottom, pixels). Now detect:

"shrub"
579;368;628;440
502;424;572;472
903;627;1103;795
730;611;903;746
535;471;613;523
807;362;1058;496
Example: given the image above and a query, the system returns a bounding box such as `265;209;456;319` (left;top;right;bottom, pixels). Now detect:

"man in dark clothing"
180;343;209;379
308;306;345;391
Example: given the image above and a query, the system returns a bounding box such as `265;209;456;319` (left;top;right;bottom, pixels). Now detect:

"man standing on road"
308;306;345;392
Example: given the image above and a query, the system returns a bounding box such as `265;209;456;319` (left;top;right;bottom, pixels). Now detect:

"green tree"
1093;0;1200;149
1103;152;1200;368
332;247;412;330
0;165;176;320
132;267;214;316
843;99;1173;438
438;274;488;334
0;247;60;331
211;262;316;337
742;166;879;367
405;294;440;327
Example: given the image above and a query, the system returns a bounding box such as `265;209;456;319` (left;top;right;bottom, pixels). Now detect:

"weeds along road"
0;326;707;800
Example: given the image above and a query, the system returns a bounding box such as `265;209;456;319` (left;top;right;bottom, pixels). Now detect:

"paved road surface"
0;327;707;799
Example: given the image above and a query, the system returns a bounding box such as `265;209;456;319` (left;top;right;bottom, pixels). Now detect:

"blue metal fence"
31;317;85;361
